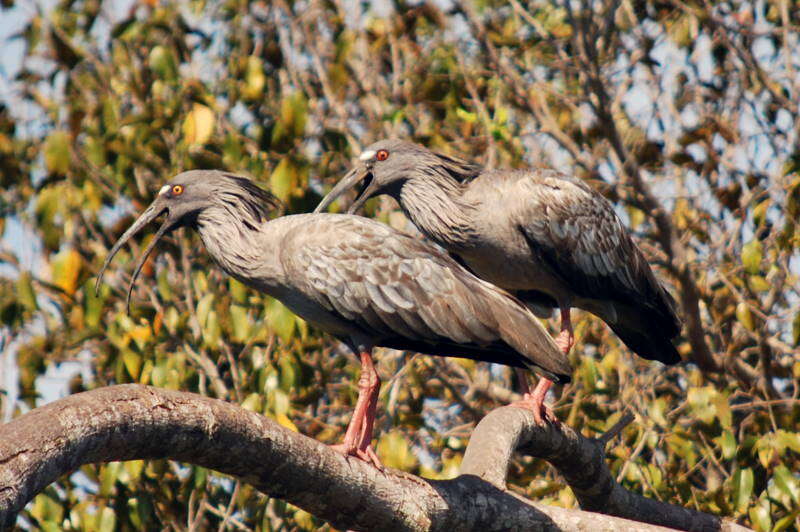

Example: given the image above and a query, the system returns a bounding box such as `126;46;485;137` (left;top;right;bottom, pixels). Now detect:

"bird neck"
194;207;281;291
398;179;478;249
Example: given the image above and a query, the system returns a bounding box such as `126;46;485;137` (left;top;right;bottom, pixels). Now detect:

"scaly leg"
555;306;574;354
330;351;383;468
512;369;557;425
512;306;573;424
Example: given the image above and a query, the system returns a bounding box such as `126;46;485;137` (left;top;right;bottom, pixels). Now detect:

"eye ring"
171;184;184;196
376;149;389;161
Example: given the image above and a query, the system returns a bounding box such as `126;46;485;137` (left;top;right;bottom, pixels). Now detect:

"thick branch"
1;385;742;531
463;408;747;531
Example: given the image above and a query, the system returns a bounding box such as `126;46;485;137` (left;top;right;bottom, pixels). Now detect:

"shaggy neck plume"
399;160;481;249
195;194;269;283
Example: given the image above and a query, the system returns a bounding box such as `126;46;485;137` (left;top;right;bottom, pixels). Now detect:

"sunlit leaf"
122;350;142;380
183;103;215;146
748;502;771;532
714;430;737;460
741;239;763;275
732;468;754;513
148;45;178;80
377;430;418;470
266;297;296;342
16;271;37;312
44;130;70;175
736;302;755;332
51;248;82;295
242;55;266;100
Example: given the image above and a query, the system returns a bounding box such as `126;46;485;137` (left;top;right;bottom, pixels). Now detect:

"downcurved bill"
95;198;171;313
313;165;377;215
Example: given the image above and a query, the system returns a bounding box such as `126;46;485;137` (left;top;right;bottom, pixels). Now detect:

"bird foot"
511;393;560;426
329;442;384;469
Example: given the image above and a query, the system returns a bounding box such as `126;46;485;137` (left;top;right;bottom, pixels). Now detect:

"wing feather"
518;172;678;323
282;215;571;380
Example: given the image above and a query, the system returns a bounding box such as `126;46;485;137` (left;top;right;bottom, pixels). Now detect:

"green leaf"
84;279;106;328
271;91;307;145
279;355;297;391
748;502;771;532
714;430;737;460
241;393;262;412
742;239;763;274
773;465;800;504
732;468;754;513
230;304;251;343
196;293;214;326
16;271;37;311
748;275;770;292
266;298;297;343
774;509;800;532
97;506;116;532
202;310;221;348
44;130;70;175
100;462;122;496
148;45;177;80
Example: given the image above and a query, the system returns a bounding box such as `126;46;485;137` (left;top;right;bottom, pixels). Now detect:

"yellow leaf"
242;56;266;100
128;325;152;350
182;103;215;146
741;239;763;275
51;248;82;295
269;158;296;202
377;430;418;470
44;130;70;174
736;302;755;331
122;350;142;380
275;412;298;432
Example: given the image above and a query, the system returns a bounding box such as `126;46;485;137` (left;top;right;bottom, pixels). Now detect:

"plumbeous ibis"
97;170;571;465
315;140;682;421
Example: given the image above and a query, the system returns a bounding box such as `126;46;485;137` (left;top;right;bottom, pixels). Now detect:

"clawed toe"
329;442;384;469
511;394;560;426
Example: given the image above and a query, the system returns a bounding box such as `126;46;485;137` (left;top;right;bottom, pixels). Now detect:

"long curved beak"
314;165;377;215
95;196;172;313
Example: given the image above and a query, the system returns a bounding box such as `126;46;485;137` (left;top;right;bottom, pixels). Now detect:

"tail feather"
481;288;572;383
608;320;681;365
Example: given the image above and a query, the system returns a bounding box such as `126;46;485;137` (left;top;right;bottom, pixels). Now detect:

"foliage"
1;0;799;530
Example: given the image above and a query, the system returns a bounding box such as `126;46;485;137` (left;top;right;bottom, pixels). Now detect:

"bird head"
95;170;278;311
314;139;481;215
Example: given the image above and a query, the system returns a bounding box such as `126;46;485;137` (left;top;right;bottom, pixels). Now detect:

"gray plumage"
96;169;571;382
314;140;682;365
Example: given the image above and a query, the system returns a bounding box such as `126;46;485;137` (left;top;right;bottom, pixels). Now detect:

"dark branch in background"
0;385;748;531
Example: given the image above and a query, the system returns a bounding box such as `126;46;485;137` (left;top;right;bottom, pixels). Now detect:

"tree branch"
462;408;746;531
0;385;747;531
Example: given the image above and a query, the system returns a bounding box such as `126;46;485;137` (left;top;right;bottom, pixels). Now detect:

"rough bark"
0;385;748;531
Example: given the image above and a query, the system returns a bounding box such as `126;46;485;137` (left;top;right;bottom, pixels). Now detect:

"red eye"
171;184;184;196
376;149;389;161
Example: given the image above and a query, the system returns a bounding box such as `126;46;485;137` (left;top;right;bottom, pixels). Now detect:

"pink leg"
330;351;383;468
512;369;557;425
511;306;572;424
555;306;574;355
